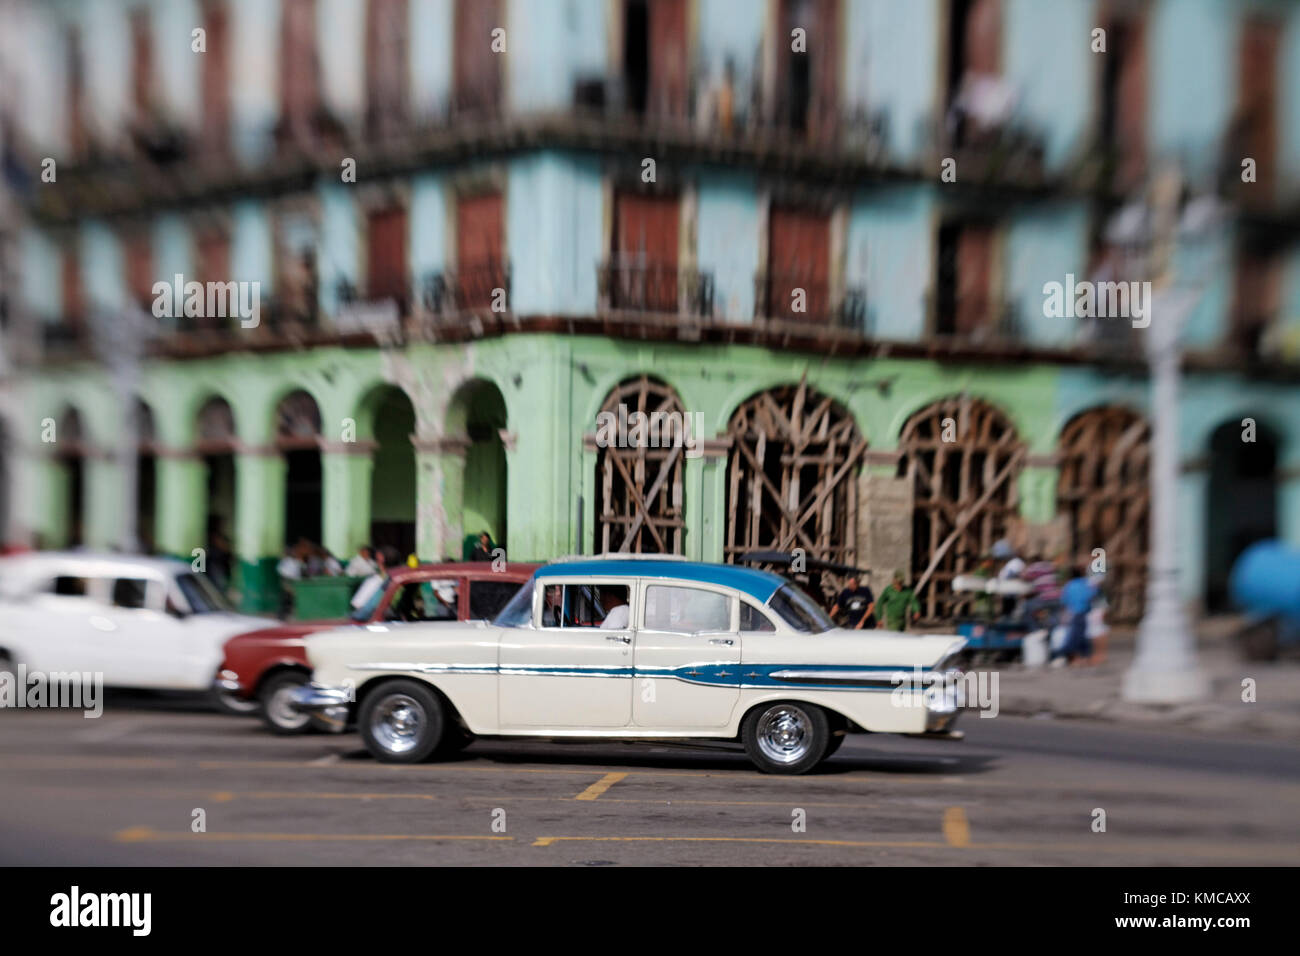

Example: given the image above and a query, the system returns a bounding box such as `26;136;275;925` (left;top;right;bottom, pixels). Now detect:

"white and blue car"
294;556;966;774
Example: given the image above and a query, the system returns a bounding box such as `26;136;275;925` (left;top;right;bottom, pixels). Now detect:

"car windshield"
492;575;536;627
768;583;834;634
175;572;235;614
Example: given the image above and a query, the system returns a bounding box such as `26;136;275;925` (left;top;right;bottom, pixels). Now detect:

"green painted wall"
17;334;1300;610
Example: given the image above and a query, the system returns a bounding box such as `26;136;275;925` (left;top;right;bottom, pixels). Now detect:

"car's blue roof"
534;559;786;604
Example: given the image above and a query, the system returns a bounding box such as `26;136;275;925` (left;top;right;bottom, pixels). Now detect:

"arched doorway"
275;390;323;549
134;399;158;553
898;396;1025;621
724;380;866;581
1056;407;1150;622
196;396;238;589
54;408;88;548
362;385;417;557
446;379;508;557
594;375;687;554
1206;417;1278;612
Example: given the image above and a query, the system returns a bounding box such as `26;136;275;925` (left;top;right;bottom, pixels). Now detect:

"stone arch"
357;382;418;556
133;397;158;552
898;395;1025;620
724;379;867;576
1206;415;1279;612
194;395;238;586
445;377;509;557
594;375;688;555
51;406;89;548
275;389;324;548
1056;406;1150;622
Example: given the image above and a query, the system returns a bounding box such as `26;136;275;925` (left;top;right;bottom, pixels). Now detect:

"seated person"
598;589;631;630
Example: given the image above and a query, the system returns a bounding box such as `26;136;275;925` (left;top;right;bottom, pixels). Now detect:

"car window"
175;573;233;614
52;576;89;597
112;578;150;610
386;580;459;622
493;576;537;628
469;579;524;620
540;583;630;628
643;585;730;633
740;601;776;632
768;584;834;634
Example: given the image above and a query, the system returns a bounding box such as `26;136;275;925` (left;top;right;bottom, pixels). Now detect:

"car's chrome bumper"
923;669;963;733
288;683;352;732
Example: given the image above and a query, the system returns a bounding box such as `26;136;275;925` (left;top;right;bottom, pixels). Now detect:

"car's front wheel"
358;680;446;763
259;671;315;734
741;702;831;774
211;685;260;716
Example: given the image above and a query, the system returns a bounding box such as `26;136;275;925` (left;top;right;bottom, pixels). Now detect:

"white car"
295;556;966;774
0;552;275;712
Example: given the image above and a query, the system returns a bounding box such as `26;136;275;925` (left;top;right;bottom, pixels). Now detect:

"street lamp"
1106;167;1223;703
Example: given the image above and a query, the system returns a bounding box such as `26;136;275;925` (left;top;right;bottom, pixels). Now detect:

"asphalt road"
1;694;1297;866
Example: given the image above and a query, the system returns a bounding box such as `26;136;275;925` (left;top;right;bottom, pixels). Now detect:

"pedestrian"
350;545;400;621
470;531;494;562
276;539;310;618
1056;562;1098;666
829;574;876;630
876;569;920;632
345;545;377;577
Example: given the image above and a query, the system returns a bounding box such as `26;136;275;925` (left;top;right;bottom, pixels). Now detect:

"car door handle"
708;638;734;646
605;634;631;644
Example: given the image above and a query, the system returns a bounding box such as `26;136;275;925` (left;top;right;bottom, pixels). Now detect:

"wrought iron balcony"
754;274;868;333
421;260;511;317
597;259;713;317
924;291;1021;344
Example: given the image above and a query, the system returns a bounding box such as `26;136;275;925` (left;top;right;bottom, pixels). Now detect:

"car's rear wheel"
358;680;445;763
741;702;831;774
259;671;315;735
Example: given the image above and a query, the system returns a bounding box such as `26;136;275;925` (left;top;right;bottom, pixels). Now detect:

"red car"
217;562;537;733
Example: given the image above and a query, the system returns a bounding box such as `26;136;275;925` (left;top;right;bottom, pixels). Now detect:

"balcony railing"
924;292;1021;344
422;261;511;317
597;260;713;316
754;274;868;333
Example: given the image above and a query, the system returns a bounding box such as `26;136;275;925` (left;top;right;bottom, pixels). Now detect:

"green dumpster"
289;576;367;620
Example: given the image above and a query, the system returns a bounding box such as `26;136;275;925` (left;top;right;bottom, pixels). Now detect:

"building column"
695;439;730;563
233;448;285;613
414;436;468;562
579;446;597;555
858;453;912;588
153;451;206;559
1017;458;1059;525
84;452;123;550
321;442;375;562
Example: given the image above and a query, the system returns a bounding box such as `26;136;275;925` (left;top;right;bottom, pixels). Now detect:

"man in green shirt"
875;569;920;631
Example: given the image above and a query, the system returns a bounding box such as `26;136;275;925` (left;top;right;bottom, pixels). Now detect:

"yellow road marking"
575;772;628;801
942;806;971;847
533;835;949;848
113;827;512;843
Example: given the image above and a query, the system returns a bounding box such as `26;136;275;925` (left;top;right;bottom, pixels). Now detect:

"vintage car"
217;562;536;733
0;551;274;712
293;556;966;774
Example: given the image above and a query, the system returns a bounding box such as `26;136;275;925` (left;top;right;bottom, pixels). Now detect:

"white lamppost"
1108;166;1220;703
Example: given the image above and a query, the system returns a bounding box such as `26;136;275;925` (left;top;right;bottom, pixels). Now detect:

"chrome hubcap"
371;694;425;754
756;705;812;763
270;685;309;728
